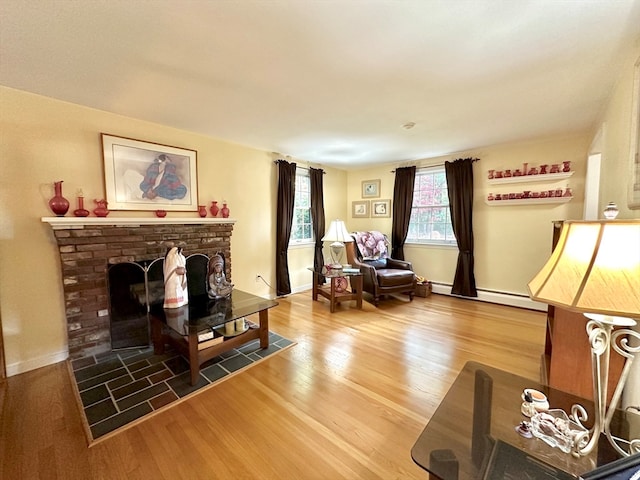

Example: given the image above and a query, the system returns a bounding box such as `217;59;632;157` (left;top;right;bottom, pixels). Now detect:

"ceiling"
1;1;639;169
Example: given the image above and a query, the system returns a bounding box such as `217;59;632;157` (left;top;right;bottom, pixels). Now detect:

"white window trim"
289;169;314;246
406;166;456;246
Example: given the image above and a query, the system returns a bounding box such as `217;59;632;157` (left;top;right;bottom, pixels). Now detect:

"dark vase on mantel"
210;201;219;217
73;196;90;217
221;203;230;218
93;199;109;217
49;180;70;216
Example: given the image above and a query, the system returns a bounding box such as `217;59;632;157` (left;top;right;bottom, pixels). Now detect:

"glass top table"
150;289;279;385
411;361;638;479
151;289;278;334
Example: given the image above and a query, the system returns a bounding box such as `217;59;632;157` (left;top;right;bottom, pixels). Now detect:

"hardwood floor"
0;292;546;479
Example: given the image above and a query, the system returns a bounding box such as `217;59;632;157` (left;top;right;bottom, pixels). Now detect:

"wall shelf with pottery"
485;197;572;206
487;172;574;186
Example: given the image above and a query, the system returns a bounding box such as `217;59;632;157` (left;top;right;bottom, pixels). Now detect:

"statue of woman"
208;252;233;299
163;246;188;308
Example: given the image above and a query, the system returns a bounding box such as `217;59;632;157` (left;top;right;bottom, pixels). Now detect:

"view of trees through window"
407;167;456;244
291;170;313;243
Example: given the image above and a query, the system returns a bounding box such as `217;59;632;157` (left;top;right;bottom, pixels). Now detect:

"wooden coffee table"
150;289;278;385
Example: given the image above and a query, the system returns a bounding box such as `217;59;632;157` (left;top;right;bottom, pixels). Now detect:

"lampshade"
527;220;640;318
321;220;354;243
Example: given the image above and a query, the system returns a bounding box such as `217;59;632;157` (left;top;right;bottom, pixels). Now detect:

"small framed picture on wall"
371;199;391;217
361;179;381;198
352;200;370;218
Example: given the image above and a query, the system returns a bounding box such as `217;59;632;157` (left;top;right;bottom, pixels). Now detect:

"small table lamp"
528;220;640;457
322;220;353;269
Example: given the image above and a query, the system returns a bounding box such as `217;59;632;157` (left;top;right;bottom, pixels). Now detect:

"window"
407;167;456;245
290;169;313;244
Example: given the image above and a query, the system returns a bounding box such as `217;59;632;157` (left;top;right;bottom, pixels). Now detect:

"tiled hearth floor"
71;332;293;441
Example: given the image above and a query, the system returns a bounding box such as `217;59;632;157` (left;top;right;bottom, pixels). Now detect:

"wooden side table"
309;269;363;313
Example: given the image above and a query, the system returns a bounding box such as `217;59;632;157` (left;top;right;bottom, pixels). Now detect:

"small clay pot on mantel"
93;199;109;217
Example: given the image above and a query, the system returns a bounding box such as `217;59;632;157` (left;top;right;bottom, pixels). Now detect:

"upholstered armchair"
345;231;416;306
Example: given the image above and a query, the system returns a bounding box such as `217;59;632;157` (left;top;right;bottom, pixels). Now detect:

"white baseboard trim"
431;283;547;311
6;348;69;377
291;281;546;312
291;283;313;295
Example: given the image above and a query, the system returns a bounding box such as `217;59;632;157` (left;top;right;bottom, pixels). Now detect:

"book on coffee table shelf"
181;327;224;350
195;334;224;350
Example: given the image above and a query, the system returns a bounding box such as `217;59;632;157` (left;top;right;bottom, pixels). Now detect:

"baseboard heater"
430;282;547;312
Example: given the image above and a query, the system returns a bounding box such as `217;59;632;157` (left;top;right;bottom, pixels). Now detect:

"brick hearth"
43;218;234;359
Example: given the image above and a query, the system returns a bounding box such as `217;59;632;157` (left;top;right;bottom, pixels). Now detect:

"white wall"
594;47;640;411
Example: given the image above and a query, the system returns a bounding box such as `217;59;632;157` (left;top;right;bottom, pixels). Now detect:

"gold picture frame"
371;199;391;218
101;133;198;211
352;200;370;218
362;179;381;198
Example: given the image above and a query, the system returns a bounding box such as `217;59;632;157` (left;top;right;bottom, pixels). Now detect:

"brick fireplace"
43;218;235;359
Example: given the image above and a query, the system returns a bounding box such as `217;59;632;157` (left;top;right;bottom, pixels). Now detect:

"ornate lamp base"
569;314;640;457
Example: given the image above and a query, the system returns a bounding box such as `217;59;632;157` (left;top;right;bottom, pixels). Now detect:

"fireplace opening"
107;253;211;350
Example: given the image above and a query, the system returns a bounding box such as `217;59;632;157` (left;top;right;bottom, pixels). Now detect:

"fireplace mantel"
42;216;236;229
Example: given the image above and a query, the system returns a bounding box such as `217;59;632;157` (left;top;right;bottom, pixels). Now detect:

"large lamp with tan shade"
528;220;640;457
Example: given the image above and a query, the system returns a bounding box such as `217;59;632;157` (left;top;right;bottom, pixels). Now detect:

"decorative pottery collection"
488;186;572;201
488;161;571;179
48;181;232;218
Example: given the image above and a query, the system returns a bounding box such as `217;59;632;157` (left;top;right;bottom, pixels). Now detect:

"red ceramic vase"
73;196;90;217
93;199;109;217
210;201;219;217
198;205;207;217
49;180;70;216
221;203;230;218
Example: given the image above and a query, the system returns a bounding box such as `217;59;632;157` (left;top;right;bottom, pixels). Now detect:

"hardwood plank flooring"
0;293;546;479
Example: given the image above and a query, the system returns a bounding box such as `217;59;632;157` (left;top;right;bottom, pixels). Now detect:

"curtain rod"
273;160;326;173
391;157;479;173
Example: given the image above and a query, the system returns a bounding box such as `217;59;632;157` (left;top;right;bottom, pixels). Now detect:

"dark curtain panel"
276;159;296;296
310;167;326;283
391;166;416;260
445;157;478;297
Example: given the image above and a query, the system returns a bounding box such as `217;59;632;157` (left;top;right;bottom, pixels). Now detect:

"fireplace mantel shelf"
42;216;236;229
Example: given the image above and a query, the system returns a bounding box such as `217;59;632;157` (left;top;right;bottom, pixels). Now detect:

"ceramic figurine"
163;246;188;308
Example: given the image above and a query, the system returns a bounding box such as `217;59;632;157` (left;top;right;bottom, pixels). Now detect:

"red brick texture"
51;223;234;358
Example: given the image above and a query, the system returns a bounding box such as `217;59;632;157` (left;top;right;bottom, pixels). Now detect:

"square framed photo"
101;134;198;211
352;200;370;218
371;199;391;217
362;179;381;198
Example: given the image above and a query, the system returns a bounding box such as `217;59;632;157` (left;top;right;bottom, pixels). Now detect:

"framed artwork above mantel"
101;134;198;211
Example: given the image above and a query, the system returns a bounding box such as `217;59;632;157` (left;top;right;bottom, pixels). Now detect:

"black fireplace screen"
107;253;210;350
